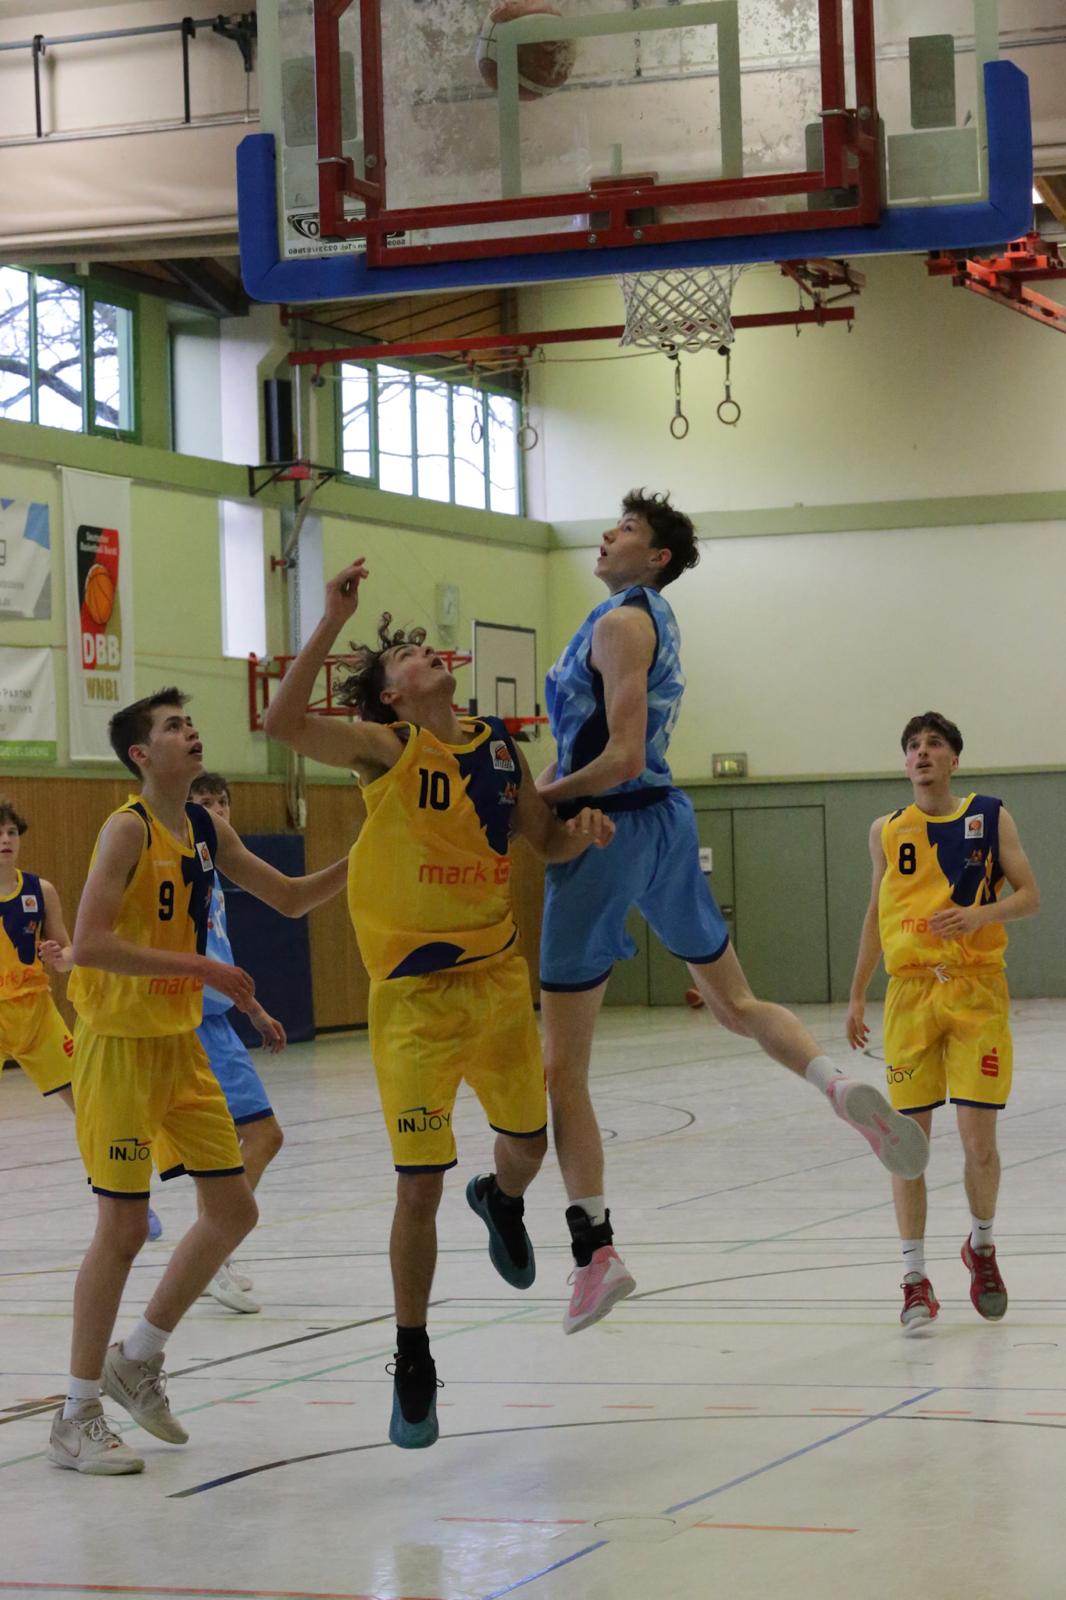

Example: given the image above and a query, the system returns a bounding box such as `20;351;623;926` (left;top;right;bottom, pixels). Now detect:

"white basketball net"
619;265;747;354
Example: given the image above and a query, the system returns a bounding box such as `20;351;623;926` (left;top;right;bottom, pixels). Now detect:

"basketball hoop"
619;266;747;356
619;266;748;432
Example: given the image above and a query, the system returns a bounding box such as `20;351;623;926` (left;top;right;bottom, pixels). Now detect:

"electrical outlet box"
712;752;748;779
698;847;713;873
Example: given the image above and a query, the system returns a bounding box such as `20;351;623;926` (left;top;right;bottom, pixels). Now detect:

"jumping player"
263;558;614;1449
537;490;930;1332
49;689;343;1475
846;712;1040;1330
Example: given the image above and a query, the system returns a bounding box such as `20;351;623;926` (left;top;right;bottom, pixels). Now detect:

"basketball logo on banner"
76;525;122;695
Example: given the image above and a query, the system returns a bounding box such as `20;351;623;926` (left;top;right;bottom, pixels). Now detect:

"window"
338;362;522;514
0;267;137;439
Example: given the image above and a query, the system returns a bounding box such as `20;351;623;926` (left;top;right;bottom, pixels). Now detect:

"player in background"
847;712;1040;1330
0;798;164;1241
49;689;342;1476
537;491;930;1332
188;770;346;1314
263;559;614;1449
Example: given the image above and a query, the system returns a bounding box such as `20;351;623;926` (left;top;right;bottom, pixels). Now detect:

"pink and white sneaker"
563;1246;636;1335
826;1077;929;1179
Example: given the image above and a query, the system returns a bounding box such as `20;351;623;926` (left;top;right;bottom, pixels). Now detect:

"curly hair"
621;489;700;587
333;613;427;724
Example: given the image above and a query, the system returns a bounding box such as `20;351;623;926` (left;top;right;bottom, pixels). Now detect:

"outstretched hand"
324;559;370;629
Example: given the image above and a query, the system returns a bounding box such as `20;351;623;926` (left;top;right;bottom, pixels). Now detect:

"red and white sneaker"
563;1246;636;1335
962;1239;1008;1320
826;1077;929;1179
900;1276;940;1332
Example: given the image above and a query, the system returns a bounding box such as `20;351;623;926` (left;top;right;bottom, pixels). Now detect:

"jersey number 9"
158;881;175;920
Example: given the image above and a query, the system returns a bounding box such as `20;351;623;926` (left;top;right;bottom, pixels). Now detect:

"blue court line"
478;1386;938;1600
661;1385;939;1514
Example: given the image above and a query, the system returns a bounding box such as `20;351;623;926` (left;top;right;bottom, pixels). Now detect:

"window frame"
336;357;523;516
0;266;139;442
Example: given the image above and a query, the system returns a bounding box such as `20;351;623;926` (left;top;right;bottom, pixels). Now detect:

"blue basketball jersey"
201;881;235;1016
545;585;684;808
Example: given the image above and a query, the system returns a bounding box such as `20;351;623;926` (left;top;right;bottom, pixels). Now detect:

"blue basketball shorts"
196;1011;273;1126
539;788;730;991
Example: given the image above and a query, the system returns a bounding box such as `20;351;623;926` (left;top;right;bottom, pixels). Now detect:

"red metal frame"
926;235;1066;334
314;0;881;268
287;261;862;372
248;650;473;731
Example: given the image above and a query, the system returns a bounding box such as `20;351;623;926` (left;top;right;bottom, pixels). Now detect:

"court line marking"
0;1587;438;1600
692;1521;857;1534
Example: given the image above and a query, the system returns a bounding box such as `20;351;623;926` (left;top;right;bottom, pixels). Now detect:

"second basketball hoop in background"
476;2;577;101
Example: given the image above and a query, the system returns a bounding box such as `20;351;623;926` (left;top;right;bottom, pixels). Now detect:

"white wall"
549;520;1066;781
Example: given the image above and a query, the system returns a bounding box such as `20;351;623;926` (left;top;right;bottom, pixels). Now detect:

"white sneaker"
227;1259;254;1293
206;1262;261;1314
102;1343;188;1443
826;1077;929;1179
49;1402;144;1475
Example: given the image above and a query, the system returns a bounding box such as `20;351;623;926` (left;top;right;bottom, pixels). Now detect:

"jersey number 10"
418;768;451;811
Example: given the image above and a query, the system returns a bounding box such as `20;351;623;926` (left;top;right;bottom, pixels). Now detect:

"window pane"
451;386;487;509
35;277;84;431
488;394;520;514
92;301;133;431
414;373;451;502
376;365;413;495
340;363;372;478
0;268;32;422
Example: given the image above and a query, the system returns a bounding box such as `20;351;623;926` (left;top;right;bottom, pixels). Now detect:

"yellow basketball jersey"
69;798;217;1037
879;793;1007;975
348;718;521;982
0;870;50;1002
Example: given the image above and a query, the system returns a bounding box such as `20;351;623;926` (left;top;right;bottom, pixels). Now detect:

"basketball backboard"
469;620;540;734
238;0;1032;304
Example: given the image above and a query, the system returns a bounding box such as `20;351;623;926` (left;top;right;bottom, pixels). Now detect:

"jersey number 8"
898;843;917;875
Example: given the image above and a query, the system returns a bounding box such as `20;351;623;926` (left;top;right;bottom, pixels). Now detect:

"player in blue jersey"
537;490;930;1332
188;772;310;1314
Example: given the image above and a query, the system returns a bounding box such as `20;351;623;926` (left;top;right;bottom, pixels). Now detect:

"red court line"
694;1523;857;1535
1026;1411;1066;1417
439;1518;589;1527
0;1587;441;1600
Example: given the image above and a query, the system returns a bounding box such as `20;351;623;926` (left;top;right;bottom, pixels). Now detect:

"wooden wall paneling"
303;781;368;1030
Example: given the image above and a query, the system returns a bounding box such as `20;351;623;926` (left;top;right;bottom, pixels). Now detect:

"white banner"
61;467;134;762
0;497;52;620
0;648;56;763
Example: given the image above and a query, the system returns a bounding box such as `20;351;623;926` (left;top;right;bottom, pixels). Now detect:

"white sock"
970;1216;994;1253
804;1055;845;1095
122;1316;170;1364
63;1375;100;1419
901;1239;926;1282
573;1194;607;1228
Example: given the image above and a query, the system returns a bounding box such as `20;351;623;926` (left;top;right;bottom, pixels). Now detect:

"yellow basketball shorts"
73;1019;244;1197
0;990;74;1096
882;968;1012;1113
369;949;548;1172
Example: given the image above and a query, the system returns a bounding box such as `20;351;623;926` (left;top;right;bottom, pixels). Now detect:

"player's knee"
232;1187;259;1238
396;1171;444;1219
253;1118;284;1161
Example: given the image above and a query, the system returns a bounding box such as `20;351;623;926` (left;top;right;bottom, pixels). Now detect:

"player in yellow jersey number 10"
264;557;615;1450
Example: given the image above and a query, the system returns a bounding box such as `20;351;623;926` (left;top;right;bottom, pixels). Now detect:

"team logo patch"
490;740;515;772
965;814;984;839
968;847;985;865
196;841;213;872
980;1049;1000;1078
500;781;518;806
20;894;38;913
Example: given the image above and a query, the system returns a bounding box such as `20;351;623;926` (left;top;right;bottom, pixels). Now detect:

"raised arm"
536;605;654;807
262;557;404;781
38;878;75;973
211;814;348;917
928;807;1040;937
71;813;254;1009
846;816;889;1050
510;747;615;862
